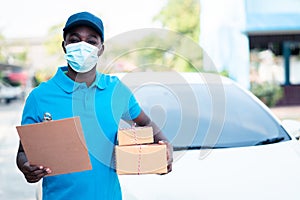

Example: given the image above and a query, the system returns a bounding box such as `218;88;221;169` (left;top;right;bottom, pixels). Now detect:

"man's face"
63;26;103;56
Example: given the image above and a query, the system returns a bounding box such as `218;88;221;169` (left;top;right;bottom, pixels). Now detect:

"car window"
133;83;290;148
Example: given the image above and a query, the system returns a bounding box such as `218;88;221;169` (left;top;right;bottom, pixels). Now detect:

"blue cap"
63;11;104;42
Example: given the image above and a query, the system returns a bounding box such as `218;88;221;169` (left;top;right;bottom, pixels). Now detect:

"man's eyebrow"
68;32;80;37
68;32;99;40
87;34;99;40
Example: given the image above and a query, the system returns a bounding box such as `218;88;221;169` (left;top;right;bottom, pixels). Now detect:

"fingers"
158;140;173;174
22;162;52;183
158;140;165;145
158;141;174;162
167;163;172;173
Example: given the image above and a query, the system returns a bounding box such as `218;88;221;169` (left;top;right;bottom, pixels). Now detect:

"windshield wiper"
255;137;285;146
174;145;226;151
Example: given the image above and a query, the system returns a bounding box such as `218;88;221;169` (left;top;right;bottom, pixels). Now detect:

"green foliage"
44;23;64;55
102;29;203;73
128;0;202;72
135;36;202;72
0;32;28;65
94;2;202;73
250;82;283;107
219;70;229;77
0;33;7;63
154;0;200;42
13;51;28;64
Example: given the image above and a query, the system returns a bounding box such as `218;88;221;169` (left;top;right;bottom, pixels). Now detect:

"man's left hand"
158;140;173;174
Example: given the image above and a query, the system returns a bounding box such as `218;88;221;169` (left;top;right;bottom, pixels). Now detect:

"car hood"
119;140;300;200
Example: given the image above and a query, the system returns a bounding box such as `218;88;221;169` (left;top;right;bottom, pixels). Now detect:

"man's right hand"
21;161;51;183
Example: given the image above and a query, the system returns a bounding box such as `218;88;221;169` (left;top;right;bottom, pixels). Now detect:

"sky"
0;0;166;39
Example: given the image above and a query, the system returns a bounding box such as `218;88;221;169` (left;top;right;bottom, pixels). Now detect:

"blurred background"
0;0;300;199
1;0;300;107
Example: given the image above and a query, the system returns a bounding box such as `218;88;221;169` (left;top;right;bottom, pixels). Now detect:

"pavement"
270;105;300;121
0;100;38;200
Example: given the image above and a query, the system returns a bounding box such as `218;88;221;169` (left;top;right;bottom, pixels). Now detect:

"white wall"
199;0;250;89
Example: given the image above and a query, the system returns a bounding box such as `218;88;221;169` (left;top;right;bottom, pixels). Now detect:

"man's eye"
70;39;80;43
87;41;97;45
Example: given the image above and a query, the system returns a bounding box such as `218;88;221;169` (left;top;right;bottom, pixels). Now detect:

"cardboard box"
115;144;167;175
118;126;154;146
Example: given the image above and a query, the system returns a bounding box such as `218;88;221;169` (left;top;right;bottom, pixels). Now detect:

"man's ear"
62;41;66;53
98;44;104;57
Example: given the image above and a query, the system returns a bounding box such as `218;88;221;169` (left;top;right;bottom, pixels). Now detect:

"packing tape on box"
115;144;167;175
118;125;154;146
137;145;142;175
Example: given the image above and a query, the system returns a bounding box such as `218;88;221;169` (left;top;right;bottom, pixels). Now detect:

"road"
0;100;38;200
270;105;300;121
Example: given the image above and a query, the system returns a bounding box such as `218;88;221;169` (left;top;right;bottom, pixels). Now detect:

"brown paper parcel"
16;117;92;176
118;126;154;146
115;144;167;175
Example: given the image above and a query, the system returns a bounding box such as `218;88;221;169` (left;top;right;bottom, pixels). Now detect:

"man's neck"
66;66;97;87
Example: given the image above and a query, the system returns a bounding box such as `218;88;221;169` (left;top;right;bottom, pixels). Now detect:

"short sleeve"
111;77;141;121
122;94;141;120
21;91;40;125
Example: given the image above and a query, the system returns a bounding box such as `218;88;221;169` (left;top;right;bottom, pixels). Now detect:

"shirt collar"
53;66;107;93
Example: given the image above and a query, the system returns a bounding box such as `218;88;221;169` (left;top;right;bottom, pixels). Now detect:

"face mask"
64;41;100;73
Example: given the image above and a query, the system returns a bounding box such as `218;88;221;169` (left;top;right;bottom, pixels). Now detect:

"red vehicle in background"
5;69;28;87
0;65;28;104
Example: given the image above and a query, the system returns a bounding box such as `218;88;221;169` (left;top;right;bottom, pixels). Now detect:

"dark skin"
16;25;173;183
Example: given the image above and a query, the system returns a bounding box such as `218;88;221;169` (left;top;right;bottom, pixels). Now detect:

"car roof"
111;71;234;86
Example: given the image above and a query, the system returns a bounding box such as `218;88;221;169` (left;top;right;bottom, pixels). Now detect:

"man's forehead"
66;26;100;38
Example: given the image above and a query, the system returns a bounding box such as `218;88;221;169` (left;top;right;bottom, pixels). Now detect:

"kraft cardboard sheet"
16;117;92;176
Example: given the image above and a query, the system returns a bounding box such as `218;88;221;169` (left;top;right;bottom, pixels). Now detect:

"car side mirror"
282;119;300;140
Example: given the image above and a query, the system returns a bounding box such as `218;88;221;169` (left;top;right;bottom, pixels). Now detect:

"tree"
101;28;203;73
0;33;28;66
154;0;200;42
0;33;6;63
127;0;202;72
38;23;65;81
44;23;64;57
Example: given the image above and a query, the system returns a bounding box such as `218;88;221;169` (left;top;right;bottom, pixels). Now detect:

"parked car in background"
116;72;300;200
0;80;24;104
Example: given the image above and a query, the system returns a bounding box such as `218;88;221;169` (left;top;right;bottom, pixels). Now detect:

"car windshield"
131;82;291;149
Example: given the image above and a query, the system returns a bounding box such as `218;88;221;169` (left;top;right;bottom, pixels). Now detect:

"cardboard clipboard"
16;117;92;176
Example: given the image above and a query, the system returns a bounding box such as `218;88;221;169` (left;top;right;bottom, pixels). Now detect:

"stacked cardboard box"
115;126;167;175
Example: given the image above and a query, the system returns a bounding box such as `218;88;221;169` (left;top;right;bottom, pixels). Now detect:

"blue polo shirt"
21;66;141;200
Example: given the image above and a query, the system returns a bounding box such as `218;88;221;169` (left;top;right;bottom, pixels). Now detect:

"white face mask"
64;41;100;73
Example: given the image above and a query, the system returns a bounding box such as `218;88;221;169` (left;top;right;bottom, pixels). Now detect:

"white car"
116;72;300;200
0;80;24;104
